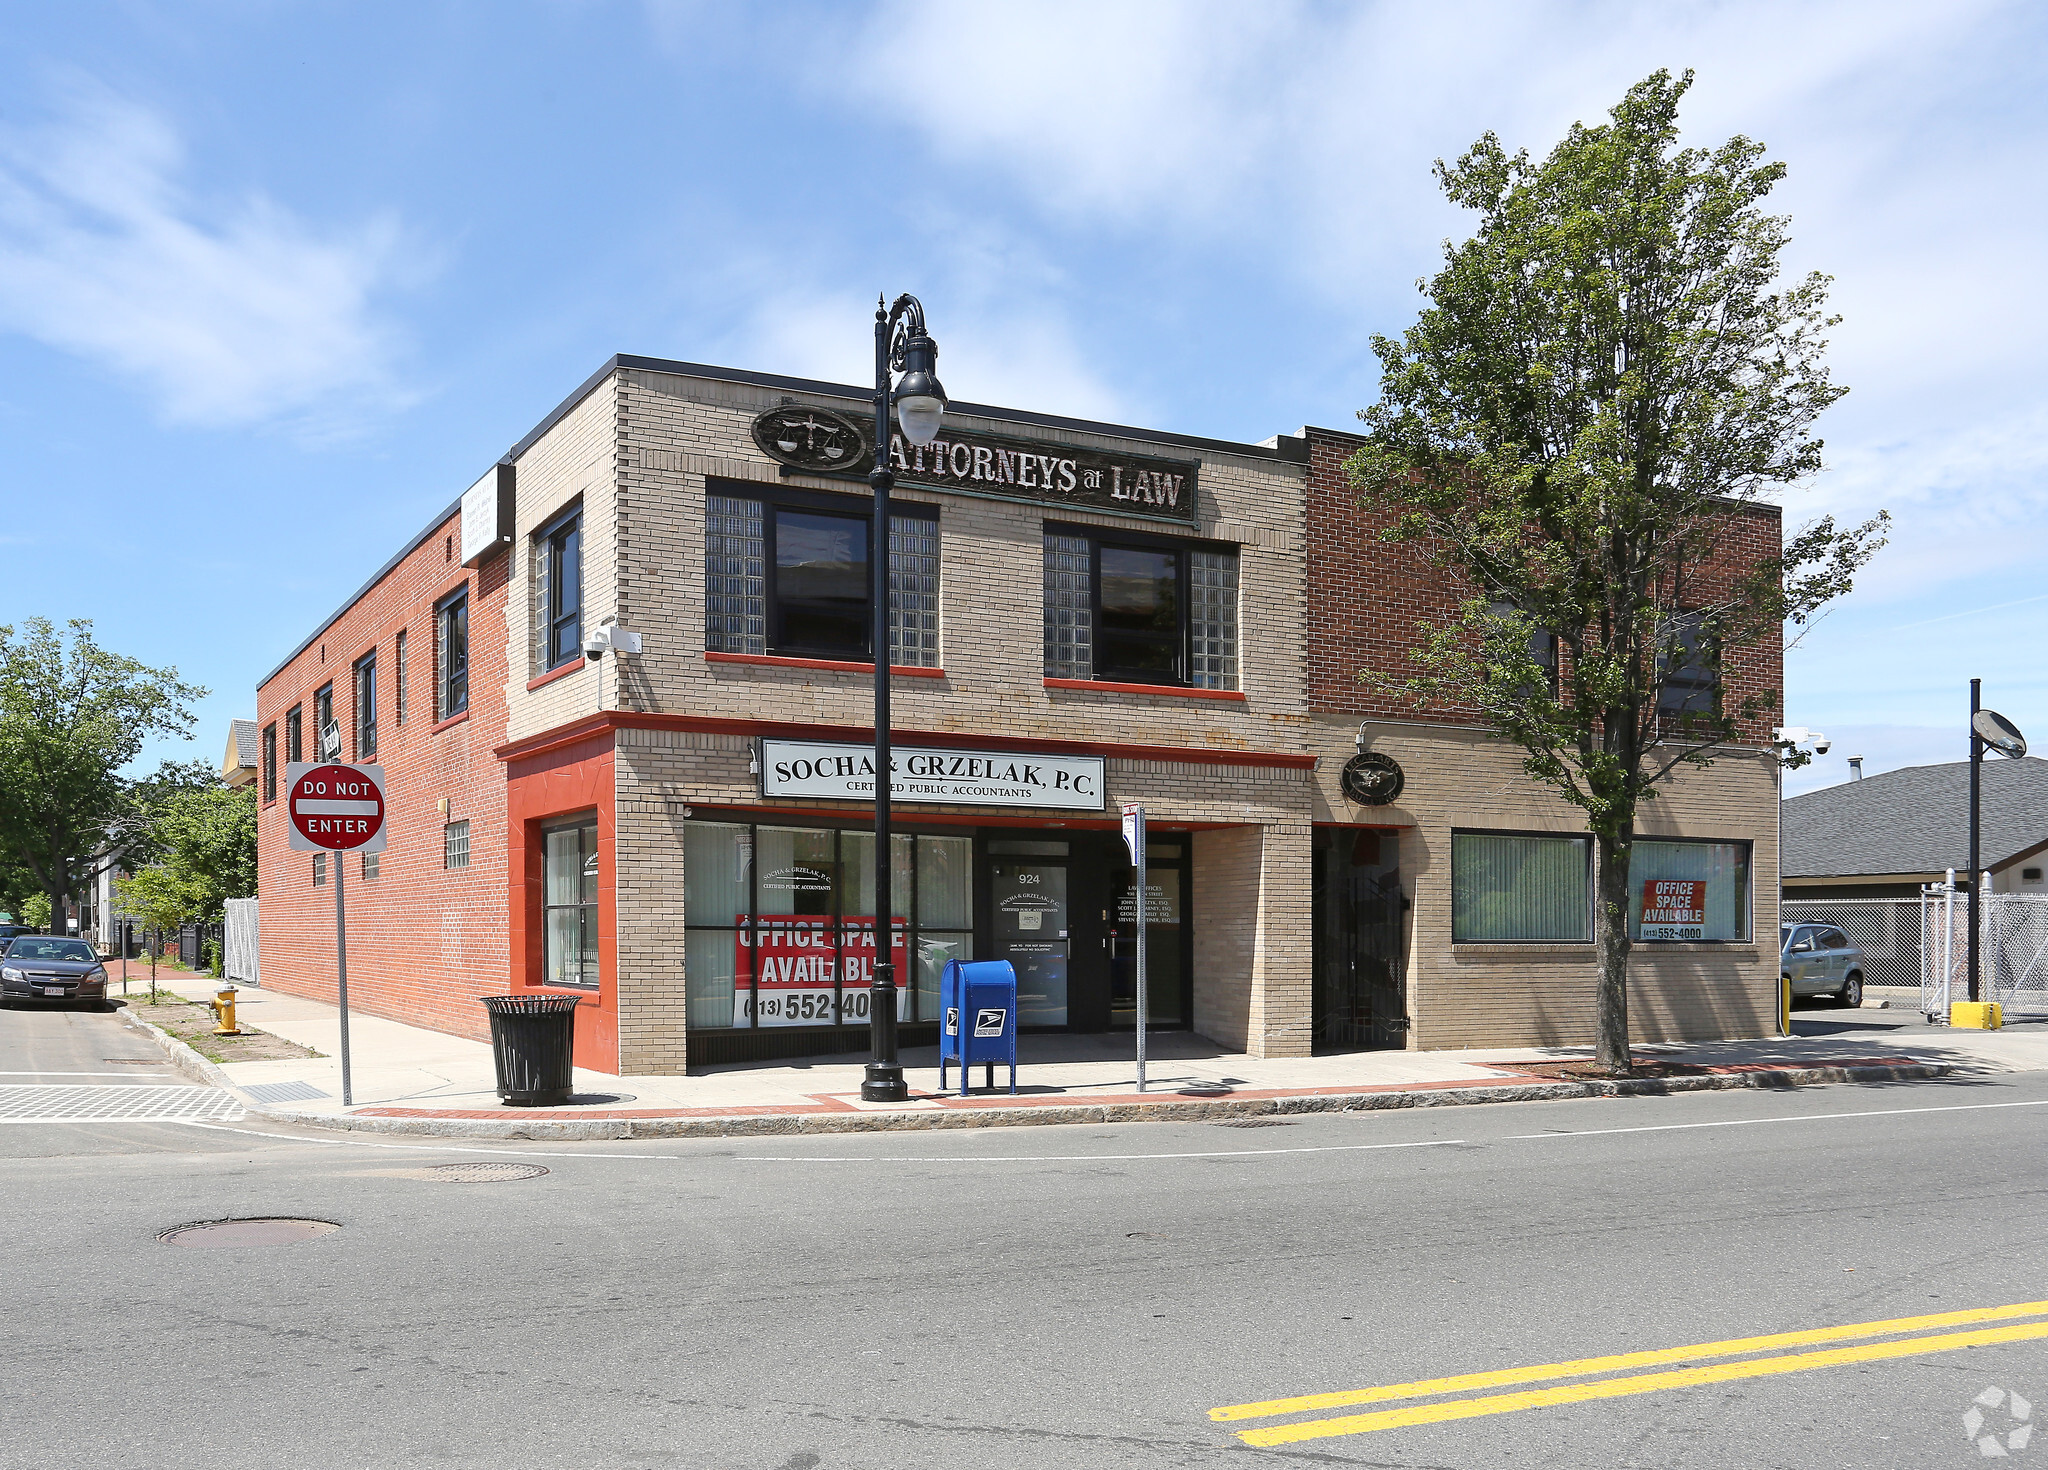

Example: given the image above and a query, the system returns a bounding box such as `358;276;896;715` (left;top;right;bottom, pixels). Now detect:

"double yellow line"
1212;1298;2048;1446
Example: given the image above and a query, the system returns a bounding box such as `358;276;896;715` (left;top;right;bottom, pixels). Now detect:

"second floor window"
705;484;939;666
261;723;277;803
539;508;583;670
1658;612;1719;719
285;706;302;765
394;628;408;724
313;684;336;760
1042;528;1239;689
437;589;469;719
353;652;377;759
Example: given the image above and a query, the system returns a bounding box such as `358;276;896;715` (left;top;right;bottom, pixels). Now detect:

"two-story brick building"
255;353;1782;1075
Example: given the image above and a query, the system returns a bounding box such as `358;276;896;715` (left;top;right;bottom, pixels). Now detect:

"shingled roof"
1782;757;2048;878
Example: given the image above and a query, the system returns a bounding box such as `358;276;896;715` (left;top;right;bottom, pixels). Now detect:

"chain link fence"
1780;898;1923;990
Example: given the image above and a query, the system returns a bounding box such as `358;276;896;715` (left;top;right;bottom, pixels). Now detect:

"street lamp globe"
893;333;946;446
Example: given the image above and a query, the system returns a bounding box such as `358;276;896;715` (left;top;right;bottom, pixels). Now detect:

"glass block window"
444;820;471;870
1189;549;1240;690
1042;532;1093;679
889;514;940;667
705;495;766;655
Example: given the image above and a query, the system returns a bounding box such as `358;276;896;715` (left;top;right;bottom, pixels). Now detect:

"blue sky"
1;1;2042;797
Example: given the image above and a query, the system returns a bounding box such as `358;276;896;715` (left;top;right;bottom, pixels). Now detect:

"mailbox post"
939;959;1018;1096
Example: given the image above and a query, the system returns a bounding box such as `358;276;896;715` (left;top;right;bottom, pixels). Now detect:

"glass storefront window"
544;818;599;987
684;823;974;1031
1628;840;1751;942
1451;832;1591;942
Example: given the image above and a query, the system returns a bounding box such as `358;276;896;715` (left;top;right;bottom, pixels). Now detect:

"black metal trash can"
480;995;581;1106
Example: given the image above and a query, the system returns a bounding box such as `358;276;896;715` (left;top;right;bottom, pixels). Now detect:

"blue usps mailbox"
938;959;1018;1096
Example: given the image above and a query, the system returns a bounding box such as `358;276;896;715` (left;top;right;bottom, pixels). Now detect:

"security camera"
583;629;607;661
1813;738;1831;755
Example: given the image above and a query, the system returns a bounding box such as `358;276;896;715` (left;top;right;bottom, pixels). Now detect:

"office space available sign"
1639;880;1708;940
735;917;907;1027
759;739;1106;811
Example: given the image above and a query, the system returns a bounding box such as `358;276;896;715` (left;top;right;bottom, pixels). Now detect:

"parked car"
0;937;110;1009
1782;923;1865;1007
0;925;32;943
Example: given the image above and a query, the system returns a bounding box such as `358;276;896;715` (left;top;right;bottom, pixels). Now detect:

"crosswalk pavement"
0;1084;245;1122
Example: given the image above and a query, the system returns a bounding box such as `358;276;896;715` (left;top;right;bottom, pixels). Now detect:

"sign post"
1122;802;1147;1093
284;761;387;1107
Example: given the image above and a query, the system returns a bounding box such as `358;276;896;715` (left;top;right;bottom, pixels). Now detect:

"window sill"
705;651;946;678
526;661;584;693
431;710;471;735
1043;677;1246;702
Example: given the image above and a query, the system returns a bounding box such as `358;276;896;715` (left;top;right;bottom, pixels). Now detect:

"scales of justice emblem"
752;406;870;474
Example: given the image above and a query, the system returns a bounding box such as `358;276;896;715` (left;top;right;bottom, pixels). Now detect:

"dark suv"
0;937;110;1008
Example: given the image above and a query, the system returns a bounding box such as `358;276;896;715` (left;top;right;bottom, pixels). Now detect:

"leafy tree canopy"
1346;69;1887;1070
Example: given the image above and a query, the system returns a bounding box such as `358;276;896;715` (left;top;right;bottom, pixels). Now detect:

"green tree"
0;619;206;930
136;782;257;923
114;864;204;1001
1348;70;1887;1072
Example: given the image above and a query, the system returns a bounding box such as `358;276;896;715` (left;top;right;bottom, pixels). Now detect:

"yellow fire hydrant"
209;986;242;1036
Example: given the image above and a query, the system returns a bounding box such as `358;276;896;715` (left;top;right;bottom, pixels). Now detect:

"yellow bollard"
211;985;242;1036
1781;974;1793;1036
1951;1000;2003;1030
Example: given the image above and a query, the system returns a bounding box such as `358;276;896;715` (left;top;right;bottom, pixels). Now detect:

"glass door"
1109;846;1186;1027
989;849;1070;1026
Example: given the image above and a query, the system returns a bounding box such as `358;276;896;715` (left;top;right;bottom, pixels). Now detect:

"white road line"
739;1138;1467;1163
0;1071;177;1077
1508;1097;2048;1140
173;1119;684;1159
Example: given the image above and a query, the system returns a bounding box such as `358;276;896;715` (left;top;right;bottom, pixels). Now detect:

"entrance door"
1312;828;1409;1050
988;847;1073;1026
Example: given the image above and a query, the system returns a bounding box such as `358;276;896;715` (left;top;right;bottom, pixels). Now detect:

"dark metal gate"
1312;828;1410;1050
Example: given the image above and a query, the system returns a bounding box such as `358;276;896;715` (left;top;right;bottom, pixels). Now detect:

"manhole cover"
409;1162;550;1183
159;1218;340;1248
1213;1118;1294;1128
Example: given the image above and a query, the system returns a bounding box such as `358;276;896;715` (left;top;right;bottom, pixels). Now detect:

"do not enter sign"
284;762;388;853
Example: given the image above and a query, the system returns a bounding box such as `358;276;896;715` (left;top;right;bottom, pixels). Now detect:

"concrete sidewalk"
119;973;2048;1138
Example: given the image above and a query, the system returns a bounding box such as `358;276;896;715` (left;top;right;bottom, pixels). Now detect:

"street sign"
284;762;387;853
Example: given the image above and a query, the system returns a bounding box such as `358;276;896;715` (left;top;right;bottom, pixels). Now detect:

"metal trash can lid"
480;994;583;1016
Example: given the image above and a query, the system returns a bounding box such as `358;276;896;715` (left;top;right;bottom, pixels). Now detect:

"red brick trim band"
1044;677;1247;702
525;660;585;693
430;710;471;735
494;710;1318;770
706;651;946;678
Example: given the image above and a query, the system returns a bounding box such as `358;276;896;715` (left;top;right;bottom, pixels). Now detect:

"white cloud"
0;79;419;431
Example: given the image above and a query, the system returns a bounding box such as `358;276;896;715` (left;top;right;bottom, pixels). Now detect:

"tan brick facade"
255;355;1784;1077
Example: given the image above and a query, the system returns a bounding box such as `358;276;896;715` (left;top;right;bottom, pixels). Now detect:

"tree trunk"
1593;827;1635;1073
44;883;67;936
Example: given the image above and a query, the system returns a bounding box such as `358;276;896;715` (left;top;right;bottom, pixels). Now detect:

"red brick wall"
255;518;513;1047
1304;426;1783;743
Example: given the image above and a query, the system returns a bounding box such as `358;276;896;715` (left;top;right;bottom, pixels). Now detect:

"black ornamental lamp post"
862;294;947;1102
1967;680;2029;1006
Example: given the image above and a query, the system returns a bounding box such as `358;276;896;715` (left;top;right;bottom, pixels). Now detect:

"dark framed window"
543;816;600;987
394;629;408;725
285;705;302;765
1658;611;1719;718
1451;830;1592;942
705;482;939;666
539;507;584;670
1628;839;1751;942
682;822;972;1032
444;820;471;870
312;684;336;760
1042;525;1238;689
1487;600;1559;697
436;588;469;719
260;724;277;803
352;652;377;760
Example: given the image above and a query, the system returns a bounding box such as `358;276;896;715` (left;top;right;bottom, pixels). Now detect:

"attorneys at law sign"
758;738;1105;811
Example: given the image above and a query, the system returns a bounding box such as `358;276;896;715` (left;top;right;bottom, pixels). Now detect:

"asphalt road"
6;1004;2048;1469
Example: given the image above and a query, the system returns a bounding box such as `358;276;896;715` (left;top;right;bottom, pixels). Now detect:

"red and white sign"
284;762;388;853
1639;879;1707;940
734;916;908;1027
